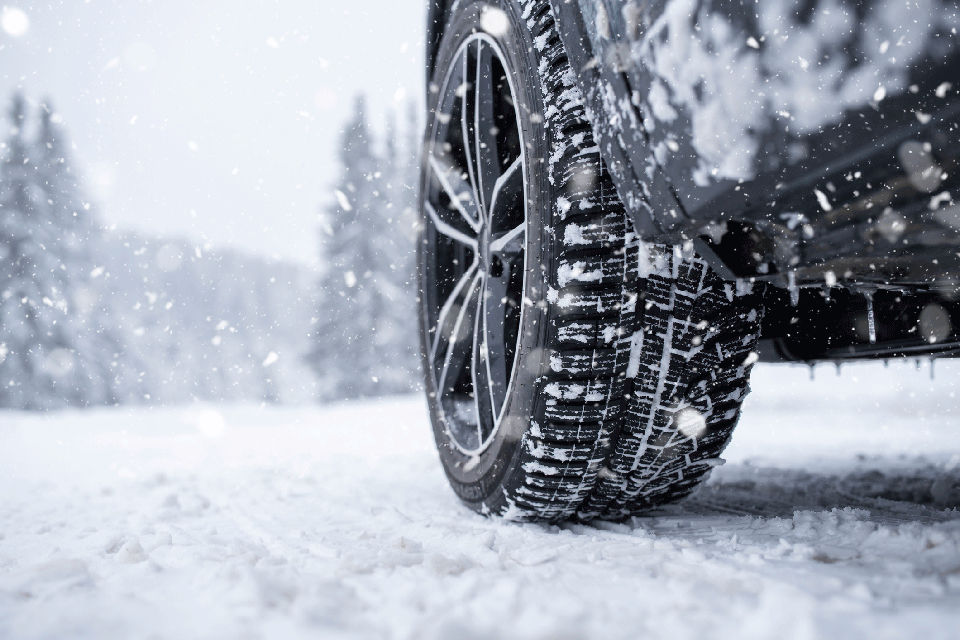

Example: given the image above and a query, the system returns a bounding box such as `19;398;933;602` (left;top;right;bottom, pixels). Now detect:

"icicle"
808;363;815;380
788;271;799;307
865;292;877;344
930;358;936;380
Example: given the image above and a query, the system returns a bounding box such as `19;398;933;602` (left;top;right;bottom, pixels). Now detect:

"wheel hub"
478;223;491;271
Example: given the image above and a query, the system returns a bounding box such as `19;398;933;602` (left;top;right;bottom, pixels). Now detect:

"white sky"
0;0;425;265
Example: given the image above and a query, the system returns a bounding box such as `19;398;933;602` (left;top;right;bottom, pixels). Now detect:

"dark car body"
427;0;960;362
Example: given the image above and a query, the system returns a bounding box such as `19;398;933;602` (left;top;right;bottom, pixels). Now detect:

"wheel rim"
422;33;528;456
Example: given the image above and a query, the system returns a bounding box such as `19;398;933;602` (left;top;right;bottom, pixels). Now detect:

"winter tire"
418;0;764;521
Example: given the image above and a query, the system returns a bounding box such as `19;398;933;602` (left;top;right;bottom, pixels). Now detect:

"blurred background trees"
306;95;419;400
0;91;420;410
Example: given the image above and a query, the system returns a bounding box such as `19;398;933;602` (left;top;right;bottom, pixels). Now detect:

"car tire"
578;246;765;520
419;0;764;521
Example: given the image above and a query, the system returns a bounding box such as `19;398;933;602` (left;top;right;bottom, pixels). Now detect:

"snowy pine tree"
375;105;420;393
0;94;84;408
307;96;423;401
0;94;147;408
307;97;384;399
309;96;380;399
35;99;130;406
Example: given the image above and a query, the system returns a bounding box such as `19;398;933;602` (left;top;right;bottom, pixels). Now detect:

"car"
416;0;960;521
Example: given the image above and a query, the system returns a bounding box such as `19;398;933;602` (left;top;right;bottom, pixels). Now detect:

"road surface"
1;361;959;639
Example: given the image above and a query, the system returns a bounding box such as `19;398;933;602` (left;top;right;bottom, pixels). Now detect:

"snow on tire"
578;245;764;520
420;0;763;522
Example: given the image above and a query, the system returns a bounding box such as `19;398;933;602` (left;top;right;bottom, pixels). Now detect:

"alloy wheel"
421;33;528;455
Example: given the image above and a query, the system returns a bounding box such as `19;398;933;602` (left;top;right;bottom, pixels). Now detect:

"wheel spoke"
460;44;484;227
471;39;501;218
471;278;495;444
434;270;483;397
489;222;525;257
424;202;478;248
429;154;482;231
482;272;510;419
431;262;479;360
487;156;522;221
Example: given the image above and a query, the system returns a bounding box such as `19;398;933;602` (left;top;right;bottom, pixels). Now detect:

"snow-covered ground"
1;361;959;639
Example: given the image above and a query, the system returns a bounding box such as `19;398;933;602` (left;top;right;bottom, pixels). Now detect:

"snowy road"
1;362;959;639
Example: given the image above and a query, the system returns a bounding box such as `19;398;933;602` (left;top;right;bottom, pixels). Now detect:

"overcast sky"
0;0;425;264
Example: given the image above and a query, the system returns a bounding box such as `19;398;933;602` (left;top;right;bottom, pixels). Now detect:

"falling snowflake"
1;6;29;37
675;408;707;439
262;351;279;367
480;7;509;37
335;189;353;211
